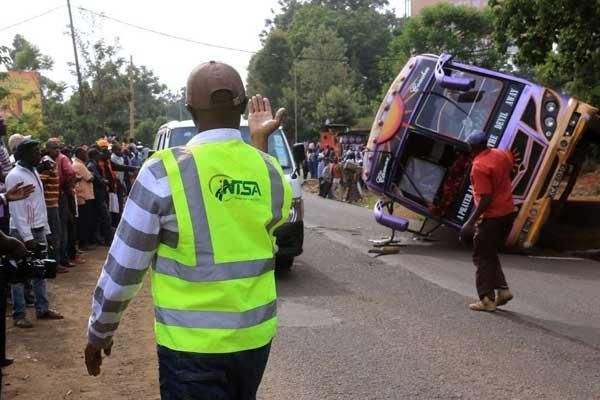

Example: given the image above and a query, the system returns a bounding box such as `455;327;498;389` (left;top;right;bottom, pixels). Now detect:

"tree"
308;0;388;10
250;1;399;139
9;34;53;71
316;85;362;126
382;3;504;81
491;0;600;105
0;46;11;102
247;30;293;103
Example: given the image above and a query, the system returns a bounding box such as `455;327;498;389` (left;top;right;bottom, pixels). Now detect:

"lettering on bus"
456;185;474;222
409;67;431;94
487;83;524;148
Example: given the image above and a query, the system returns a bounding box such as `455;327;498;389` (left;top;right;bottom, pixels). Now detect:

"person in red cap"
461;131;518;312
85;61;289;400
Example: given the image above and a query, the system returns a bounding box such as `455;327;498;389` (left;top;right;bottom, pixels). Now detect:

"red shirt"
470;149;515;218
55;152;75;193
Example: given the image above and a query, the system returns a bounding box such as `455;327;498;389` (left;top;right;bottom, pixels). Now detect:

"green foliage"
135;116;168;146
250;1;398;139
382;3;502;80
0;46;10;102
10;34;53;71
316;85;362;126
308;0;388;10
491;0;600;105
2;34;178;146
247;30;293;103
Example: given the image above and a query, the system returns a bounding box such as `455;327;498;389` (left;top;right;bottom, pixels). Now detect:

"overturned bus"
364;53;600;250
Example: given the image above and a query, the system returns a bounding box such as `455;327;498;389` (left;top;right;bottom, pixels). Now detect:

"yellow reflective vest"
151;139;292;354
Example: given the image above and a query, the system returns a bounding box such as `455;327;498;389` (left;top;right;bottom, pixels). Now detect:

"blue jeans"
157;343;271;400
9;228;50;320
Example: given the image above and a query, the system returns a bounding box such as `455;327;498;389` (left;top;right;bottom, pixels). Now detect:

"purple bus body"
366;54;564;232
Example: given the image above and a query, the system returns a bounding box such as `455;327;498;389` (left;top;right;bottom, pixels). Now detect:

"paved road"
259;193;600;399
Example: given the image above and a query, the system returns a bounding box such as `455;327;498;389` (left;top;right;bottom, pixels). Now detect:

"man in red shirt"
460;131;517;312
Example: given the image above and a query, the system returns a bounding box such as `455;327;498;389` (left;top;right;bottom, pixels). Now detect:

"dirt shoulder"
3;248;159;399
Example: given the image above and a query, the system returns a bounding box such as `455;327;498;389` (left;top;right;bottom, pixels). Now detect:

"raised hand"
248;94;285;152
6;182;35;202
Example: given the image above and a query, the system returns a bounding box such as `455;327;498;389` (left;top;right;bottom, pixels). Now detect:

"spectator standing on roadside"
73;147;95;251
309;148;319;178
46;140;79;267
47;139;81;263
0;117;14;233
37;151;68;272
87;148;112;246
320;157;333;198
8;133;30;166
7;139;63;328
331;156;343;201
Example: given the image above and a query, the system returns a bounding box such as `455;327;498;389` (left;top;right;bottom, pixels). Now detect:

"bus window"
416;70;504;141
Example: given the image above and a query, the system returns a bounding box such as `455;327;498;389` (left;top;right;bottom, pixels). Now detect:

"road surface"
3;192;600;399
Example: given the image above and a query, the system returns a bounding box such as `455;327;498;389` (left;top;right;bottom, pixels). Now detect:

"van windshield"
415;70;504;141
239;127;293;174
169;127;197;147
168;126;293;174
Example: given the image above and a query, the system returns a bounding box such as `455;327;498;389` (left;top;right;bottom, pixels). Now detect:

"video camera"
0;245;57;284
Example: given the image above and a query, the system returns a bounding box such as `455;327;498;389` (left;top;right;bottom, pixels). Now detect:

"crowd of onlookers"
303;142;365;203
0;116;150;329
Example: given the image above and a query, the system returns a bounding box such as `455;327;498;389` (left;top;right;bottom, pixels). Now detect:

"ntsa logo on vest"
209;175;262;202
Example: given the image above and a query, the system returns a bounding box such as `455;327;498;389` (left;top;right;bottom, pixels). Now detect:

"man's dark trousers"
157;343;271;400
473;213;515;299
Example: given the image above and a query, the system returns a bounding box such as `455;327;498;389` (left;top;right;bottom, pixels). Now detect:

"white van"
153;119;304;270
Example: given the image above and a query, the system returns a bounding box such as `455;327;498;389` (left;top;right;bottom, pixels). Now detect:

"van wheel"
275;255;294;271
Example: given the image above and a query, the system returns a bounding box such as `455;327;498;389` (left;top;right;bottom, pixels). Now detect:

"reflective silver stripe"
154;300;277;329
260;154;285;232
129;179;174;215
116;219;160;252
153;256;274;282
90;320;120;334
160;229;179;248
94;286;131;314
169;147;214;265
147;158;168;180
103;253;148;286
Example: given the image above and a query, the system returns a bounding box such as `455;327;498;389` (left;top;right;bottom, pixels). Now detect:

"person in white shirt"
6;139;63;328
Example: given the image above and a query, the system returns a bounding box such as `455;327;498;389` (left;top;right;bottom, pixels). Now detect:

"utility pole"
293;62;298;144
128;56;135;140
66;0;84;113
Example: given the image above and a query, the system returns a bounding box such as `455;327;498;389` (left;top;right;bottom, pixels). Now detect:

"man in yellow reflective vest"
84;61;292;400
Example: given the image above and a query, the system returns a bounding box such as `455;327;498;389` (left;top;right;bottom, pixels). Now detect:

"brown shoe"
495;289;513;307
36;309;64;320
14;318;34;329
469;296;496;312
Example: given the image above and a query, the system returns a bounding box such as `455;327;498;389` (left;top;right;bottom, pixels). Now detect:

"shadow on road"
495;309;600;352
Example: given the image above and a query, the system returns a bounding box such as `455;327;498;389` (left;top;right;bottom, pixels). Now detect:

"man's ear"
185;104;194;116
239;97;248;116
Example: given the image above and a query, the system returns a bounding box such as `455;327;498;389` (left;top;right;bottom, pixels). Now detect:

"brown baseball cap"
186;61;246;111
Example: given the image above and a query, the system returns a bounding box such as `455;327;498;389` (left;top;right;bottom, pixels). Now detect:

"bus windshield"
415;70;504;141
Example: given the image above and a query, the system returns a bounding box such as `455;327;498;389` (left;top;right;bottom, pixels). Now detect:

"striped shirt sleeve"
87;158;174;348
0;146;11;178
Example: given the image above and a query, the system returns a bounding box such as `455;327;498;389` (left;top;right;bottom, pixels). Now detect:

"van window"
239;127;293;174
162;125;293;174
169;127;198;147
